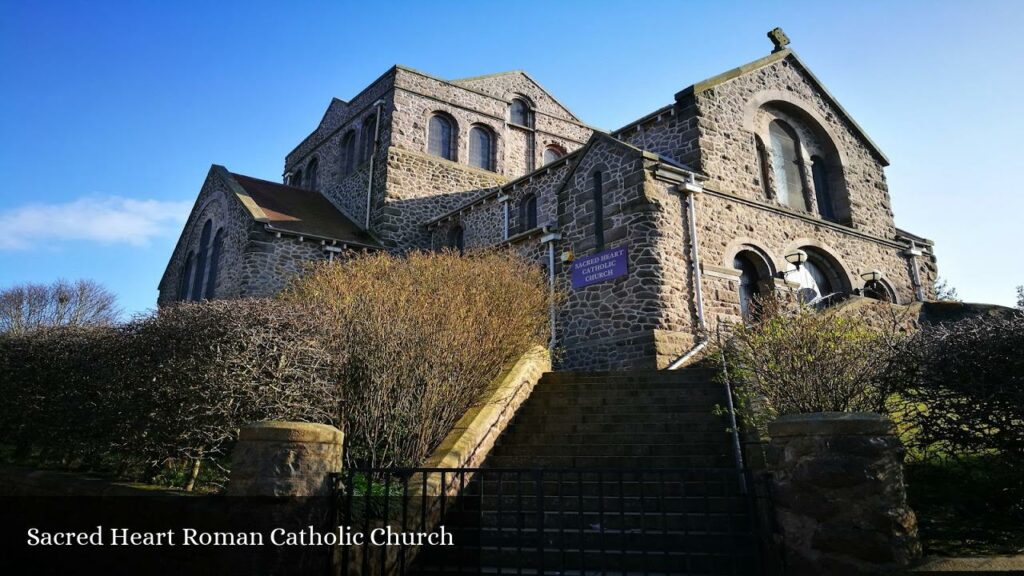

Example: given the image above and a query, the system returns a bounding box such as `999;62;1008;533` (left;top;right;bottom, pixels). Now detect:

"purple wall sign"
571;245;629;290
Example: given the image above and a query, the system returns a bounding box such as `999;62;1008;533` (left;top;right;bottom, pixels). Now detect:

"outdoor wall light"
860;269;883;283
784;250;808;270
561;250;574;263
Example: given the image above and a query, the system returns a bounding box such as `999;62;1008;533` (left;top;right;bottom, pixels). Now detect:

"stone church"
159;30;939;370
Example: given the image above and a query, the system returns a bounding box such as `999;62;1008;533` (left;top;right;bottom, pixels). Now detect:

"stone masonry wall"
238;229;329;298
692;54;896;240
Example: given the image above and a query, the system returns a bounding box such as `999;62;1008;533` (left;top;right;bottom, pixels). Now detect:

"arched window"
509;98;531;127
291;169;303;188
204;228;224;300
305;157;319;191
543;146;564;165
469;126;494;171
428;114;454;160
787;249;848;305
190;220;213;300
448;225;465;254
520;194;538;231
863;280;894;303
755;135;771;199
592;171;605;251
178;251;194;301
734;252;765;319
769;120;806;211
811;156;836;222
361;116;377;164
341;130;356;176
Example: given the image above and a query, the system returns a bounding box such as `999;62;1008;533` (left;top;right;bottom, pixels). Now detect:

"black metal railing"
331;466;773;576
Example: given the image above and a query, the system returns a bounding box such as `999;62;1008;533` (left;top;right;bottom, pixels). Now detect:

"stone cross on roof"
768;27;790;53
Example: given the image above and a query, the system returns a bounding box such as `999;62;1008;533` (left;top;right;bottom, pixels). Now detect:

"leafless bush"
719;295;902;431
281;249;551;468
884;311;1024;463
0;279;119;334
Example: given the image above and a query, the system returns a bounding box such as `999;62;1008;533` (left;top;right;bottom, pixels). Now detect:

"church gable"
453;70;581;123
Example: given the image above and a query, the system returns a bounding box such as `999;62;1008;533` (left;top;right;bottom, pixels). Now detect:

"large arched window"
543;146;564;165
203;228;224;300
769;120;807;211
592;171;605;251
361;116;377;164
733;251;767;319
520;194;537;231
190;220;213;300
509;98;531;127
178;251;195;301
341;130;356;176
305;157;319;191
428;114;455;160
448;225;465;255
468;126;494;171
811;156;836;222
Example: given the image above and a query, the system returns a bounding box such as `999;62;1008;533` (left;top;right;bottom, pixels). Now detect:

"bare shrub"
0;279;119;334
720;295;900;430
885;311;1024;462
281;249;551;468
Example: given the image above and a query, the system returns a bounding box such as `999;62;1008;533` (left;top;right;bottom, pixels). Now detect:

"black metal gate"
331;466;772;576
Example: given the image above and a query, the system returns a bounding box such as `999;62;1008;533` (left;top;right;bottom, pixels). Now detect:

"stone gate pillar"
228;421;344;576
228;421;343;497
766;412;921;575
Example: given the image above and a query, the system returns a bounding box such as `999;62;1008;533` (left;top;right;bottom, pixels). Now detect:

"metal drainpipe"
903;241;925;301
685;182;707;332
364;99;385;230
541;231;561;351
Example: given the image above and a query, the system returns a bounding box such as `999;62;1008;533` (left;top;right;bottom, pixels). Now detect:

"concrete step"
525;392;725;408
484;455;734;469
473;494;749;515
476;477;747;499
493;443;730;458
501;420;725;436
509;411;726;426
497;432;731;446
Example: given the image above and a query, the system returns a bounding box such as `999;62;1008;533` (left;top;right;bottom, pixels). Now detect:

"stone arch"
744;91;853;224
782;238;855;300
721;237;780;276
862;275;899;304
742;90;850;166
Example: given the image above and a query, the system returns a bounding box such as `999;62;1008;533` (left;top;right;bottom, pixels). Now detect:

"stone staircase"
413;366;762;575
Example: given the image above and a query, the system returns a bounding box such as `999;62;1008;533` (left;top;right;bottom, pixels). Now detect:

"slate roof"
228;172;380;247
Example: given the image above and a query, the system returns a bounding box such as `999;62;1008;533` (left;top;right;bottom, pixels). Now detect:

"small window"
469;126;494;171
361;116;377;164
305;157;319;191
428;114;454;160
769;120;806;211
755;135;771;199
734;252;764;319
190;220;213;300
341;130;356;176
448;225;465;254
509;98;531;127
543;147;563;165
204;228;224;300
520;194;538;231
592;171;604;252
291;169;303;188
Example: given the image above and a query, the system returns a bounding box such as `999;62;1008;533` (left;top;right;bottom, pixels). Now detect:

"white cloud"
0;196;193;250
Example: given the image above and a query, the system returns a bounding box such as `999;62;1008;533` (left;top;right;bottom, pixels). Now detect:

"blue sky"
1;0;1022;315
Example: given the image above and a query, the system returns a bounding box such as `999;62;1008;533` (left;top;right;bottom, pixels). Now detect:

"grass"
904;455;1024;556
